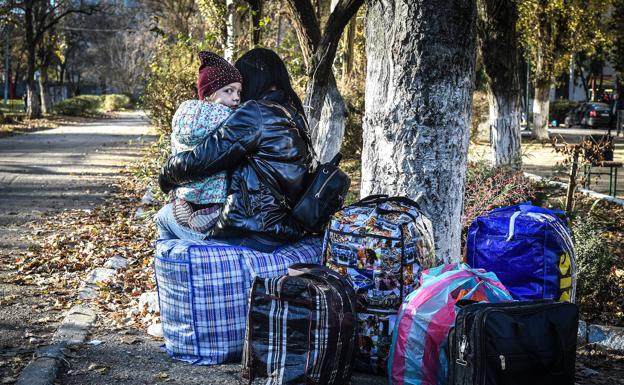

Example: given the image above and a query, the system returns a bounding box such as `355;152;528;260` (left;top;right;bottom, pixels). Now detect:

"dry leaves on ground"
2;166;161;331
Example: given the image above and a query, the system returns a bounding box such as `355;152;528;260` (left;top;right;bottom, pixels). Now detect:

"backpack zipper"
315;168;339;198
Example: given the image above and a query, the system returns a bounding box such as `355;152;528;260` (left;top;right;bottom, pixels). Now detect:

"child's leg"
155;203;206;240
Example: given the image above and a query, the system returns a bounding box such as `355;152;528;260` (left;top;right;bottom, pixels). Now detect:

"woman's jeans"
155;203;284;253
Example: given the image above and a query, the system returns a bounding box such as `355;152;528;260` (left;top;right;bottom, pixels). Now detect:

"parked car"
564;102;611;128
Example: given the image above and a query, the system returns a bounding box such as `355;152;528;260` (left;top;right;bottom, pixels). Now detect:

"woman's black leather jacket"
159;90;315;241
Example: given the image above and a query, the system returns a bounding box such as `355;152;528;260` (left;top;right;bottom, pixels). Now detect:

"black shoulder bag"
248;100;351;233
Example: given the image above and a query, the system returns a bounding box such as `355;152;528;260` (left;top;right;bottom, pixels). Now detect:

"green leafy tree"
517;0;610;140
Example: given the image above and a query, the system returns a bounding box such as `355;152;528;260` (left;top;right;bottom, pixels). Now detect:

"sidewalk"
470;128;624;198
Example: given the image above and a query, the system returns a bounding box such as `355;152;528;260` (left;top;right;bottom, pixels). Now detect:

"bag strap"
351;194;422;209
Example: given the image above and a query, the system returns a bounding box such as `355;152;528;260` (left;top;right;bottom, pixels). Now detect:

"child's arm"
159;102;261;193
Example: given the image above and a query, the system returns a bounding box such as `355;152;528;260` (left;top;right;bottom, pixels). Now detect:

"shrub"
141;36;219;135
103;94;131;111
53;95;103;116
549;100;581;126
463;160;535;232
572;215;623;310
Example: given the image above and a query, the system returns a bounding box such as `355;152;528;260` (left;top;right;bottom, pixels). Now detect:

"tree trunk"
488;91;522;167
286;0;363;161
247;0;262;46
224;0;240;62
342;18;356;78
307;75;347;162
38;66;51;114
532;81;550;140
478;0;522;168
25;1;41;119
362;0;477;262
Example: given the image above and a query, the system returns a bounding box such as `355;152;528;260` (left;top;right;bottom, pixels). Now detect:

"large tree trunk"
532;81;550;140
306;75;347;162
362;0;477;262
478;0;522;167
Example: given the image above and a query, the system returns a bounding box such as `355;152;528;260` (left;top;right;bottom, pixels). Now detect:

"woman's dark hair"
234;48;304;116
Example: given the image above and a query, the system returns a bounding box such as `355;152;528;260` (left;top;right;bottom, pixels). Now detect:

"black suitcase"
448;300;578;385
242;263;357;385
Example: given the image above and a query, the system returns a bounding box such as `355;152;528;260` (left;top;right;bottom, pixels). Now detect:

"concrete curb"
16;254;125;384
16;305;97;385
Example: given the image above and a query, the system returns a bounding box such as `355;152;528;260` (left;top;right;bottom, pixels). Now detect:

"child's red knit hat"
197;51;242;100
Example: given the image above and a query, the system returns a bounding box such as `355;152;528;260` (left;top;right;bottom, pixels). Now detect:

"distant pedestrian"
22;93;27;112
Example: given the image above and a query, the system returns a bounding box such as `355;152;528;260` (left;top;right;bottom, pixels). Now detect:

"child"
164;51;242;236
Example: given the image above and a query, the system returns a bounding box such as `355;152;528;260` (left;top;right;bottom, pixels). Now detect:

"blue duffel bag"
466;203;576;302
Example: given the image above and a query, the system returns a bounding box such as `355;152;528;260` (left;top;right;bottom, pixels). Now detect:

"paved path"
0;111;156;382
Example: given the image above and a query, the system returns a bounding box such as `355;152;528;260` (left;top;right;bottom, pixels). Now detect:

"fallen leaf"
155;371;169;380
87;363;109;374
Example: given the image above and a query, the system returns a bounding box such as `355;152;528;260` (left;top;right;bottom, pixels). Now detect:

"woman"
157;48;314;252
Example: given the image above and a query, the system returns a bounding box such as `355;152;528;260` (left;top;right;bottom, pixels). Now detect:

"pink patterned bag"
388;263;513;385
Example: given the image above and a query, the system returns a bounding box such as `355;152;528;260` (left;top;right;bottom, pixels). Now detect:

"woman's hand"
158;167;176;194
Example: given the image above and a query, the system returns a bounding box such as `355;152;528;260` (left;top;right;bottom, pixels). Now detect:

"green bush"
53;95;104;116
549;100;581;126
572;216;622;308
103;94;131;111
141;36;219;135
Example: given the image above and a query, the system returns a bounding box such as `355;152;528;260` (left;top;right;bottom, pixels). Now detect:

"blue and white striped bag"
154;237;322;365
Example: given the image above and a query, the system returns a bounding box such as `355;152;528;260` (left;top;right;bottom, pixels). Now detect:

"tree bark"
488;92;522;166
478;0;522;167
361;0;477;261
246;0;262;46
532;81;550;140
308;74;348;162
342;17;356;78
38;66;51;114
224;0;240;62
285;0;363;161
24;1;41;119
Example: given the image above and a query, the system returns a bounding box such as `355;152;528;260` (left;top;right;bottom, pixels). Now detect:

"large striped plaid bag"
243;264;357;385
388;263;513;385
154;237;322;365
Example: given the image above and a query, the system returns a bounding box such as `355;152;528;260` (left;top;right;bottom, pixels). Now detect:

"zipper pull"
499;355;506;370
456;335;468;366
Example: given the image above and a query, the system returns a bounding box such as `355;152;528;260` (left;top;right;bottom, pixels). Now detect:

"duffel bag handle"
351;194;389;206
490;202;565;217
287;263;342;280
351;193;423;208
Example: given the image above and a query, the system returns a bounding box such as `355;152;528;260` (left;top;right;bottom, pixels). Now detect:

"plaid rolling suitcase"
243;264;357;385
322;195;438;374
448;300;579;385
